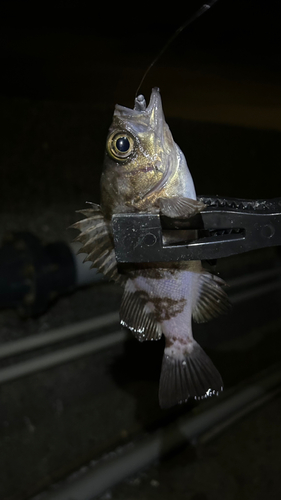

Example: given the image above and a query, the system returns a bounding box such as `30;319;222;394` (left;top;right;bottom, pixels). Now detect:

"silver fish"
73;88;230;408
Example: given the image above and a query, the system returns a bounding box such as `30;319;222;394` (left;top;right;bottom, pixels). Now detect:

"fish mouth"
114;87;169;162
114;88;165;135
114;88;173;200
115;87;161;114
134;87;162;115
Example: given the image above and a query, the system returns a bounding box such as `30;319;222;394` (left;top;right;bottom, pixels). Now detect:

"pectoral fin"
192;272;231;323
159;196;206;218
71;204;123;284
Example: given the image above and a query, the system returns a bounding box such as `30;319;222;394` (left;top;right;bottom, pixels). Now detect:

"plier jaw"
112;196;281;263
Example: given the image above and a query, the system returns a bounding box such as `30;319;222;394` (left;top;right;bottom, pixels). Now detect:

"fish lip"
114;87;162;120
114;88;166;147
112;88;171;200
114;103;140;117
145;87;161;115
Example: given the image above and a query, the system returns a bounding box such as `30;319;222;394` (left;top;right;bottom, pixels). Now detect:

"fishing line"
135;0;219;97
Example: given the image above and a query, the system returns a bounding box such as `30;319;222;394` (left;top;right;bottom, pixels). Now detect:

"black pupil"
116;136;130;153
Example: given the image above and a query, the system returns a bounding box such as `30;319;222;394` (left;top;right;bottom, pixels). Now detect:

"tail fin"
159;340;223;409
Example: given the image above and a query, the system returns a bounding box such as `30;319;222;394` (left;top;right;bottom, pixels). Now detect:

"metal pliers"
112;196;281;263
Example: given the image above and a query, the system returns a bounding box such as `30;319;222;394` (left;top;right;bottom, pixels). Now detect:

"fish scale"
74;88;230;408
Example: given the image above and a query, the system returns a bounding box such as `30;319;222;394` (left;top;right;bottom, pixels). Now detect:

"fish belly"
122;265;224;409
157;268;223;408
119;259;230;408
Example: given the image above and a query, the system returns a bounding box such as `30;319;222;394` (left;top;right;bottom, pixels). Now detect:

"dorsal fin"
71;205;124;284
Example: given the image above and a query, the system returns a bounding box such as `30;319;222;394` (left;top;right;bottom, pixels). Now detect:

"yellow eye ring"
107;132;135;161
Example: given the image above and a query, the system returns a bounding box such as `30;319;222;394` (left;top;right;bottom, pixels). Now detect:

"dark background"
1;1;281;499
1;0;281;220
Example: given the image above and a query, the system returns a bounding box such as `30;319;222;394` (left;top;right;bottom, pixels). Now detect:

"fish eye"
107;132;134;161
116;136;130;152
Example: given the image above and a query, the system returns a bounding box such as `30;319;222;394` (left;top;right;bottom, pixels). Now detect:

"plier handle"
112;196;281;263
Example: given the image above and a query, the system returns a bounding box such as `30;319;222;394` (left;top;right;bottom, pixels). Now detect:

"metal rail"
0;312;119;360
0;266;280;385
0;330;126;384
0;266;280;362
31;365;281;500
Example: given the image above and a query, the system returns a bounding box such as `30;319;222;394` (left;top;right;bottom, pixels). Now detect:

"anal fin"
159;340;223;409
120;279;162;342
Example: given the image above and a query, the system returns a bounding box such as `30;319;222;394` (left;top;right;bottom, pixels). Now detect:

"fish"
73;87;230;408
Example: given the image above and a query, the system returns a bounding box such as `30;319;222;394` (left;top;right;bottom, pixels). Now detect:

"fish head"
101;88;195;217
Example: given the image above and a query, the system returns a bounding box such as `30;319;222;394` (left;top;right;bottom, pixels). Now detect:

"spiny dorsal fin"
192;272;231;323
159;196;206;218
71;205;124;284
120;279;162;342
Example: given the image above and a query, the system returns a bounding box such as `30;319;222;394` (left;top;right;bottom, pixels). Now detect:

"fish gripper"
112;196;281;263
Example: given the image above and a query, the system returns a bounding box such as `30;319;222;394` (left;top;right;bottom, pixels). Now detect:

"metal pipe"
1;266;280;362
0;330;126;384
31;365;281;500
0;312;119;360
230;279;281;304
0;266;280;386
225;266;281;289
